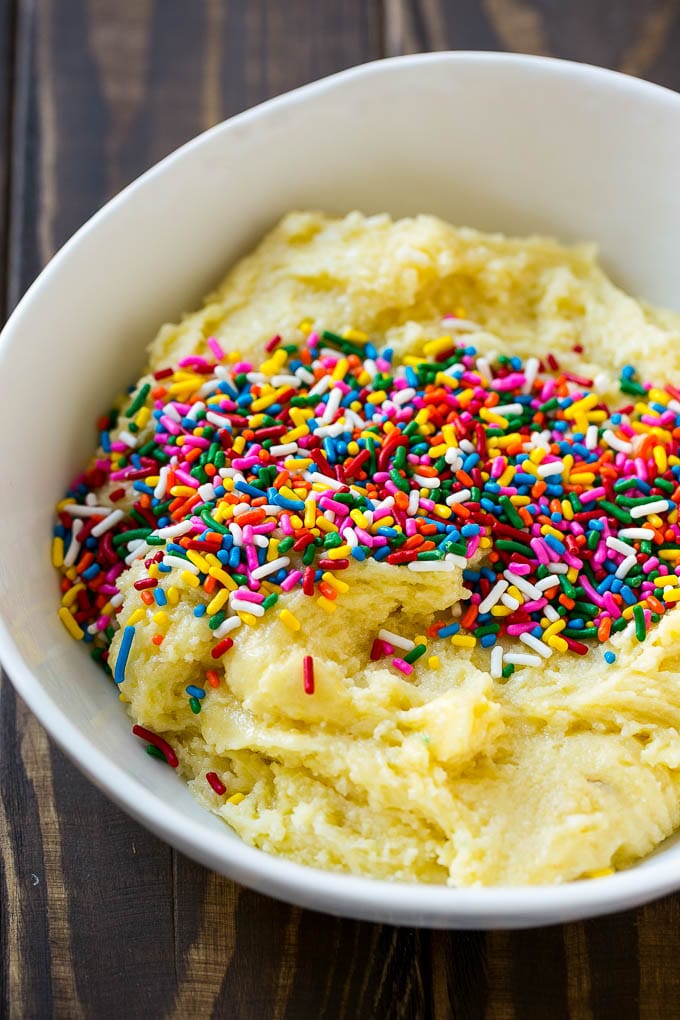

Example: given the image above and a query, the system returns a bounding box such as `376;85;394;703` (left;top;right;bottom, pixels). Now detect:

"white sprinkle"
85;492;98;506
603;429;633;454
413;474;441;489
619;527;654;540
344;529;358;548
505;652;542;668
606;536;637;557
230;598;265;617
253;535;268;548
535;575;561;591
229;522;243;547
537;461;564;478
520;632;553;658
500;592;520;611
154;466;169;500
125;541;149;565
62;519;83;568
392;387;416;407
319;386;342;425
269;443;298;457
476;357;492;381
62;504;113;518
585;425;599;450
91;509;125;537
314;422;346;438
445;553;468;568
308;375;331;398
615;554;638;580
446;488;471;506
295;367;316;385
503;570;542;600
440;316;481;332
206;411;234;429
307;472;346;490
408;490;420;516
185;401;205;421
459;439;476;454
522;357;540;395
163;555;199;573
630;499;670;519
378;629;415;651
156;520;193;539
250;556;290;580
198;483;216;502
490;645;504;679
213;616;242;638
118;430;138;449
494;403;524;416
163;404;182;423
109;593;124;608
271;374;301;388
198;380;221;398
478;579;509;614
547;563;569;574
407;559;457;572
543;605;561;623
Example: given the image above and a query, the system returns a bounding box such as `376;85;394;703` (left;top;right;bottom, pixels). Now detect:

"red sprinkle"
132;724;178;767
134;577;158;590
206;771;227;795
303;655;315;694
211;636;234;659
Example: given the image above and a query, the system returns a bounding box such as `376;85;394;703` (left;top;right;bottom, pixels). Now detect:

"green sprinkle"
124;382;151;418
633;604;647;642
404;644;427;664
146;743;166;760
262;593;279;609
189;697;201;714
112;528;152;547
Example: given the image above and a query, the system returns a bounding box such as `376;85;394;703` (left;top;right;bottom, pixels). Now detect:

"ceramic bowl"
3;52;680;928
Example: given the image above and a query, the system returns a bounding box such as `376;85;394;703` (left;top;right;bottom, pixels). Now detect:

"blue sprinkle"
193;605;206;618
114;626;135;685
186;685;206;699
604;651;616;664
82;564;100;581
480;633;497;648
438;622;460;638
351;547;367;561
155;588;167;607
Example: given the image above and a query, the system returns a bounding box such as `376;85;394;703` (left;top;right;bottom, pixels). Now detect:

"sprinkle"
279;609;301;632
378;628;415;652
604;651;616;664
206;771;227;795
114;626;135;684
303;655;315;694
58;606;84;641
633;604;647;642
132;724;178;767
227;792;245;805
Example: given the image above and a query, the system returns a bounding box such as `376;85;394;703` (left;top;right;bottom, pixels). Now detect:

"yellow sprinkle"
167;586;180;605
317;595;337;613
153;611;169;626
283;425;309;443
656;575;680;586
58;606;84;640
267;539;280;561
126;608;146;626
433;503;452;519
135;406;151;429
491;605;513;617
366;390;387;405
451;634;477;648
238;612;258;626
289;514;303;530
332;358;349;381
653;446;668;472
343;327;368;342
561;499;574;521
279;609;301;631
423;336;454;357
648;514;664;530
479;536;493;550
586;868;615;879
566;567;579;583
325;545;351;560
568;473;596;485
289;407;313;426
529;448;546;464
227;792;245;805
427;655;440;670
304;499;317;529
186;549;210;572
547;635;568;652
208;566;237;590
285;458;313;471
663;588;680;603
322;572;350;594
233;436;246;455
350;509;369;528
415;408;431;426
659;550;680;561
181;570;200;588
315;517;336;534
479;408;509;429
415;634;428;647
346;441;359;456
498;466;515;488
207;589;230;615
61;582;85;608
56;498;76;512
250;391;279;412
169;485;198;498
543;619;567;640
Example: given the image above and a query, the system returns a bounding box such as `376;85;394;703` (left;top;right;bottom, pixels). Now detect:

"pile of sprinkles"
54;321;680;779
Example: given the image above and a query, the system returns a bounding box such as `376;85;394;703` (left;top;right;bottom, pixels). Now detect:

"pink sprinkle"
392;657;414;676
207;336;225;360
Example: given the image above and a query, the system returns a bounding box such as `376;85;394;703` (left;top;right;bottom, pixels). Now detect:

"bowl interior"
3;52;680;925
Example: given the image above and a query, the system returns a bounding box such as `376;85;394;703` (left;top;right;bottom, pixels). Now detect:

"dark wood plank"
0;0;14;323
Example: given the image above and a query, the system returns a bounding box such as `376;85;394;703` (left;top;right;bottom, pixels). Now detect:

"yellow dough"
105;211;680;886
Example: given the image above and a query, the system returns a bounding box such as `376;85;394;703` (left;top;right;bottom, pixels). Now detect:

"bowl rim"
3;49;680;927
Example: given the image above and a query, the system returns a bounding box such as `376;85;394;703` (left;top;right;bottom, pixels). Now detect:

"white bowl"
3;52;680;929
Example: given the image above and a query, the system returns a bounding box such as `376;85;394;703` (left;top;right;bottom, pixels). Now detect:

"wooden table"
3;2;680;1016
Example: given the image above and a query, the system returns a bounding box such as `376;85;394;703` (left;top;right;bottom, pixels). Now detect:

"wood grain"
4;1;680;1018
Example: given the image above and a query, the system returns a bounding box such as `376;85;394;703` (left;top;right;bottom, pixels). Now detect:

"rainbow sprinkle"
55;325;680;710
